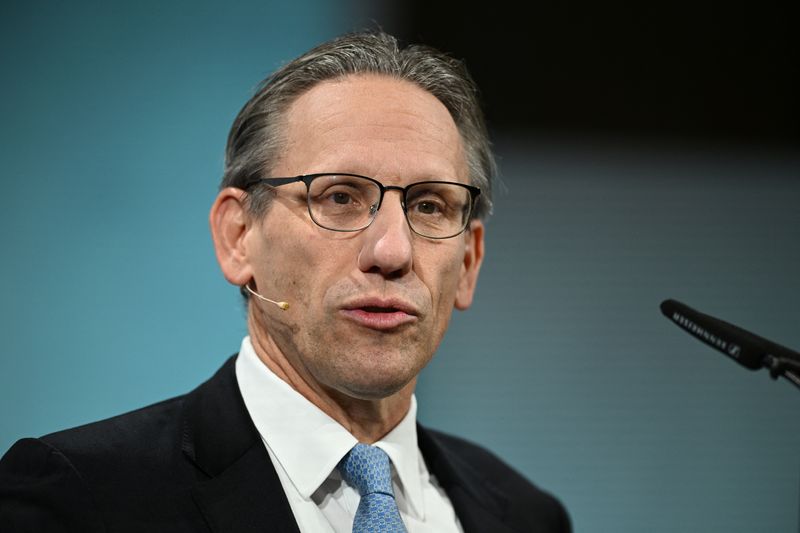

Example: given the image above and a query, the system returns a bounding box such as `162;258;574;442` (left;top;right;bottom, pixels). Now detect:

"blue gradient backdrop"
1;3;798;532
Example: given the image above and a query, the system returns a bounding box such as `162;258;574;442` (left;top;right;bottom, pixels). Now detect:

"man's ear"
454;220;485;310
209;187;254;287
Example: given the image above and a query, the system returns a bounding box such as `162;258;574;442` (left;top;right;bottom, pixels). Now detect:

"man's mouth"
361;306;400;313
340;299;419;331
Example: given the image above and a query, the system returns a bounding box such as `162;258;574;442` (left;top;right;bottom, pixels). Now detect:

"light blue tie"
338;444;408;533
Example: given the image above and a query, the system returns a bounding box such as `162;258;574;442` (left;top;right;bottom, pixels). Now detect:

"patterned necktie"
338;443;408;533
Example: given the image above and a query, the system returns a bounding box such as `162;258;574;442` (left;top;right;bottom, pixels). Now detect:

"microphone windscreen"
660;299;766;370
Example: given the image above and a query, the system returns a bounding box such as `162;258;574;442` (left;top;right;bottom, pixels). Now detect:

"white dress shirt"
235;336;463;533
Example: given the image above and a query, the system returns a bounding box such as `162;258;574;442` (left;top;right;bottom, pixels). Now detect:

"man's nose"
356;191;413;278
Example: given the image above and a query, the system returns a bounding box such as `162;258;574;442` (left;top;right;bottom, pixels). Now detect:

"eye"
407;186;449;217
317;185;364;208
331;191;353;205
412;200;444;215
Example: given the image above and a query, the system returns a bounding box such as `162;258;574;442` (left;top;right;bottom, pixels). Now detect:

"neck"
246;310;414;443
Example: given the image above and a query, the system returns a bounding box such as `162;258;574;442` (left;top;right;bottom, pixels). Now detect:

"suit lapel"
418;424;519;533
178;356;518;533
180;355;300;533
190;443;300;533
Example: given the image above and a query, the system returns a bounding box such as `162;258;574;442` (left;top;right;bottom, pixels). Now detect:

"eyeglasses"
244;173;481;239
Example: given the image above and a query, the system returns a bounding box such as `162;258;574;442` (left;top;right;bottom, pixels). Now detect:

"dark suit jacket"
0;356;570;532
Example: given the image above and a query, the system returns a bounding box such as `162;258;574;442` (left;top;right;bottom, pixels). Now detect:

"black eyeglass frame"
242;173;481;239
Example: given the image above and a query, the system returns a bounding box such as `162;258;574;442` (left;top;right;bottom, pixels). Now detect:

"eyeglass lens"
306;174;472;238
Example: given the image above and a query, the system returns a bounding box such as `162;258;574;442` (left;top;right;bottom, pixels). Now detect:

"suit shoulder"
423;427;543;488
1;358;240;531
0;438;105;531
37;394;187;469
423;427;572;532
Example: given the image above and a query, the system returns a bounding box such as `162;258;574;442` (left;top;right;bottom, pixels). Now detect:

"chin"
339;376;411;400
318;345;432;400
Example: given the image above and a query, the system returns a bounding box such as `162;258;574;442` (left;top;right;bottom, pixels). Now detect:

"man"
0;31;570;532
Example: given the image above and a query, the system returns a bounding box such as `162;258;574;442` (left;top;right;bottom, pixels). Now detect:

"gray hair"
220;30;495;221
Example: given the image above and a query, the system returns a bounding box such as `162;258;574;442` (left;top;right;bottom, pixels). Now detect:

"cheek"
275;243;320;305
420;246;465;312
279;233;358;309
250;228;309;307
419;259;464;355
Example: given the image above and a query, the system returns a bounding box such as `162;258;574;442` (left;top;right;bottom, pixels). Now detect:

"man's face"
242;74;484;400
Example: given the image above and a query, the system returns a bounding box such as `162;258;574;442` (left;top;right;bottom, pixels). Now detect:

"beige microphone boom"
244;284;290;310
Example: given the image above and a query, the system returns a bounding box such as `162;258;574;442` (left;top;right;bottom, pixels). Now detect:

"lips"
340;298;419;331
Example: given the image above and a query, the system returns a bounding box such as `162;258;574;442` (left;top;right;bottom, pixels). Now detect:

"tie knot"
338;444;394;497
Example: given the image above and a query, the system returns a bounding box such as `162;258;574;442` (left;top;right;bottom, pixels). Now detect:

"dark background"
378;1;798;143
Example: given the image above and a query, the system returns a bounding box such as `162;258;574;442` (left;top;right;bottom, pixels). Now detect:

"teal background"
1;2;798;531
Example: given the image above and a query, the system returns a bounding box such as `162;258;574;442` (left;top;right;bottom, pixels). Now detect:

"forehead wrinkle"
287;117;463;180
307;110;457;149
310;116;463;176
310;139;461;183
322;122;459;155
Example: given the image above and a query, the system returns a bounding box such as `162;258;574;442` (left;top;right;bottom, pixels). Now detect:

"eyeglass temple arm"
244;176;306;189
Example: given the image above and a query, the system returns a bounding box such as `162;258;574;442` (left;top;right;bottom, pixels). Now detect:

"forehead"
277;74;467;182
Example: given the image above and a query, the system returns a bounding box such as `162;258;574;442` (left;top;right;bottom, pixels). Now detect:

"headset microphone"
244;284;290;311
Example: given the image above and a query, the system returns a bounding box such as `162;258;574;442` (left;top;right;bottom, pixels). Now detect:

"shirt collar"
373;395;426;519
235;337;426;518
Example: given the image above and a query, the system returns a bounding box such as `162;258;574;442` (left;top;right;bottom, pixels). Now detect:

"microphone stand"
763;355;800;390
661;299;799;532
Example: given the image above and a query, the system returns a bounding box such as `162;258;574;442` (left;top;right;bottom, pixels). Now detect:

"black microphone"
660;299;800;387
244;283;290;311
